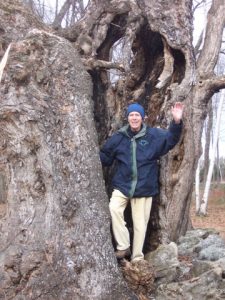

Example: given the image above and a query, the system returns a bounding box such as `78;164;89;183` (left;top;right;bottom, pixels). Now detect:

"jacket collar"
118;124;147;138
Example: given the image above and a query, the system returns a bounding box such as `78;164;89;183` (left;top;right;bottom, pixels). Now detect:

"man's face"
128;112;142;132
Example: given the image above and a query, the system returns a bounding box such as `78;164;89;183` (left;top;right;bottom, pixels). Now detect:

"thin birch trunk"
199;90;225;215
0;44;11;83
217;142;223;182
195;159;201;214
203;101;213;185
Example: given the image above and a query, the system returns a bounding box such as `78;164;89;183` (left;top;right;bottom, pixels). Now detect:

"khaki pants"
109;189;152;261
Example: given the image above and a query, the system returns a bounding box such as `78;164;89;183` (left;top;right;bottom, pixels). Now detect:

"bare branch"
207;74;225;91
81;57;125;71
197;0;225;75
192;0;212;13
193;0;205;13
55;0;59;18
52;0;72;29
194;30;204;55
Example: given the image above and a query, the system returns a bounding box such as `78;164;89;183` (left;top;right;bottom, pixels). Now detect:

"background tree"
1;0;225;299
195;55;225;214
199;90;225;215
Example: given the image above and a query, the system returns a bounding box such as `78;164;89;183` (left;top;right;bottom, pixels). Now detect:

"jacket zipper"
129;137;137;197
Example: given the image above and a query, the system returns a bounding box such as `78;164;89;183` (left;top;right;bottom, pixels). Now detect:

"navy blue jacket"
100;121;182;198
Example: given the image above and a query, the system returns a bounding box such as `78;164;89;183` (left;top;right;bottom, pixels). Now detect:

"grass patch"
217;197;225;205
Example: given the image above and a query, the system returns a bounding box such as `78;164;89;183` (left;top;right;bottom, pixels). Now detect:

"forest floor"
190;182;225;240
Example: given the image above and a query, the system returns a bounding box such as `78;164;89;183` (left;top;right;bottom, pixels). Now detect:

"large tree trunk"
1;0;225;298
0;2;134;299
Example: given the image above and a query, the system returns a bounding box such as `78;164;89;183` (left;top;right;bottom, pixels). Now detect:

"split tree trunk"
60;0;225;242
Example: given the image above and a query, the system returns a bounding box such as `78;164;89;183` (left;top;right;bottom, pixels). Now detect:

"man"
100;102;184;261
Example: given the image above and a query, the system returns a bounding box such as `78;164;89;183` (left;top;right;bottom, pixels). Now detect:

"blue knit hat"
127;103;145;119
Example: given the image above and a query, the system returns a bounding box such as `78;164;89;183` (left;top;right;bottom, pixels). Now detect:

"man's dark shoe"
115;247;131;259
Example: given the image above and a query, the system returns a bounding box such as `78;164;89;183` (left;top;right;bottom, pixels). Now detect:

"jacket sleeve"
155;120;183;157
100;134;120;166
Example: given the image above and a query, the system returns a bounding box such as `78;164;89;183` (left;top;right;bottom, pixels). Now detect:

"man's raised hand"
171;102;184;124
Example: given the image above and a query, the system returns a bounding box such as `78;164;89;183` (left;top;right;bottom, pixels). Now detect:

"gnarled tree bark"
0;2;133;299
60;0;225;243
1;0;225;299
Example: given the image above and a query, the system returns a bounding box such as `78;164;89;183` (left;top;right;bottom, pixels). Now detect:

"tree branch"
52;0;72;29
81;57;125;71
207;75;225;91
194;30;204;55
192;0;206;13
197;0;225;75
